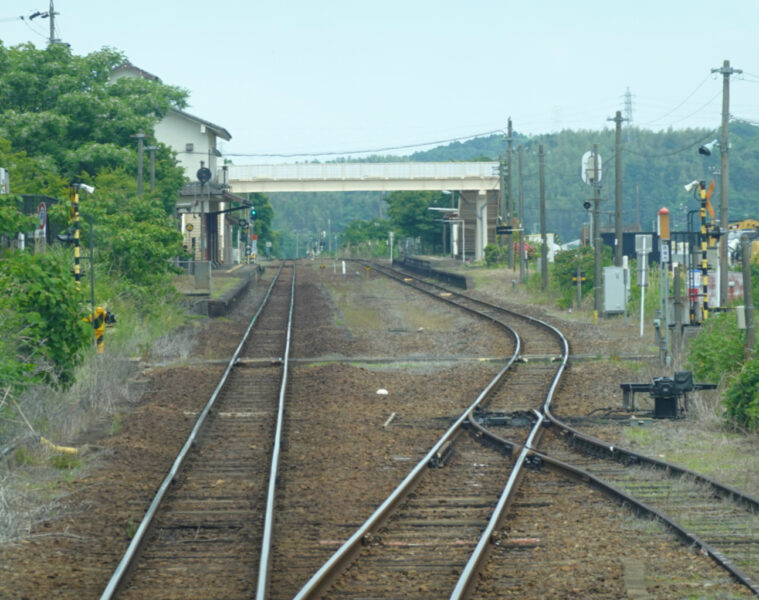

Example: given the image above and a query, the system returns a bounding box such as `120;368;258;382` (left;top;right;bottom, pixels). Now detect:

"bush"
0;248;91;388
723;355;759;431
686;311;744;384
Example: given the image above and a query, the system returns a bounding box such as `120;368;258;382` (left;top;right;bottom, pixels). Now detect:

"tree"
0;42;191;391
0;42;187;182
385;191;446;248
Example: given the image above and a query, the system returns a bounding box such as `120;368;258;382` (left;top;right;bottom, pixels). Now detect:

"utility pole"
592;144;602;315
539;144;547;291
498;154;505;245
146;146;157;193
518;144;526;283
132;133;145;196
507;118;514;269
608;110;626;266
48;1;58;46
712;59;741;308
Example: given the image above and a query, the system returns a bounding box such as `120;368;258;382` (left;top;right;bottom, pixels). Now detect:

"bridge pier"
458;189;498;261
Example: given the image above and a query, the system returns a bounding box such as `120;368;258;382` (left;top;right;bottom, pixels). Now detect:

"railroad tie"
620;557;650;599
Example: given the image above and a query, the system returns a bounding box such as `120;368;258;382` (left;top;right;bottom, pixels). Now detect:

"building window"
185;143;194;153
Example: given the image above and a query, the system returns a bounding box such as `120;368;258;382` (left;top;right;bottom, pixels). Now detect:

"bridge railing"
225;161;499;182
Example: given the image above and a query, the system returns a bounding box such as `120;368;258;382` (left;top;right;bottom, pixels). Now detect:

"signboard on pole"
581;151;602;185
660;240;670;263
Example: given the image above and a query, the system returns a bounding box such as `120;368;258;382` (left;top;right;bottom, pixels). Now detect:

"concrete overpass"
223;162;501;260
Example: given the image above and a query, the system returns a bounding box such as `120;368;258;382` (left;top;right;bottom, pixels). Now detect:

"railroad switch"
429;441;454;468
619;371;716;418
525;455;544;470
472;408;533;428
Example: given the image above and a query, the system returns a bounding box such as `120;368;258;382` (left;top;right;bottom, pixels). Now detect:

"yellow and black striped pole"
70;184;81;289
93;306;106;354
83;306;106;354
699;182;709;321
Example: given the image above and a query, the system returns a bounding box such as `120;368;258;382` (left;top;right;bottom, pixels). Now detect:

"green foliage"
484;243;507;266
83;191;185;290
0;194;36;237
385;191;444;247
686;312;744;384
341;218;390;247
0;248;91;387
550;246;613;309
49;453;80;470
723;355;759;431
0;42;187;181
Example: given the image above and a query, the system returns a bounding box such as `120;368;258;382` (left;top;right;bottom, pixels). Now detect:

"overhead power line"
222;128;507;158
637;74;713;127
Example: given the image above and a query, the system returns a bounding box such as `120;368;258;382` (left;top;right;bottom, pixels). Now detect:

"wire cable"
636;74;713;127
223;128;507;158
624;130;718;158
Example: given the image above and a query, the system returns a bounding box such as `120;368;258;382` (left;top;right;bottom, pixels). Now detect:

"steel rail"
545;406;759;513
292;283;523;599
385;259;759;596
255;266;296;599
531;448;759;597
450;296;570;598
368;260;759;595
100;264;285;600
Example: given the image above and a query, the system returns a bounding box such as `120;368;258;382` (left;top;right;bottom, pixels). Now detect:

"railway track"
533;421;759;595
293;259;759;599
292;261;569;598
101;263;295;599
98;258;759;598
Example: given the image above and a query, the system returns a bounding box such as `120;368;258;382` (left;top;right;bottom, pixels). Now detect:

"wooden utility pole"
518;145;526;283
507;118;514;269
608;110;625;266
712;60;741;308
539;144;547;291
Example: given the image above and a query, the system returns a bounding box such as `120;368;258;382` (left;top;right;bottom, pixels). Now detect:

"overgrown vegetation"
0;41;192;445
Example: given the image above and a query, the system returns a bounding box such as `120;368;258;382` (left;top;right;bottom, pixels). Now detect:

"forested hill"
270;121;759;246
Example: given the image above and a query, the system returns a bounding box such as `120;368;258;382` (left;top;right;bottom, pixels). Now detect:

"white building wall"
154;113;219;178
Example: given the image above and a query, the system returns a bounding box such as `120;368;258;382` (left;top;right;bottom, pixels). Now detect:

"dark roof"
110;62;232;142
172;109;232;141
179;181;245;202
111;61;162;82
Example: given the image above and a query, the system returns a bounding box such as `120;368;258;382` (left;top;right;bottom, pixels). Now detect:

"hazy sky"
2;1;758;163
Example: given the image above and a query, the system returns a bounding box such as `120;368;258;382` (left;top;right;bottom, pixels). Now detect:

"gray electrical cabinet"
604;266;626;314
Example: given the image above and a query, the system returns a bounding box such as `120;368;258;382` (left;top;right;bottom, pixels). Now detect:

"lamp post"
146;146;157;193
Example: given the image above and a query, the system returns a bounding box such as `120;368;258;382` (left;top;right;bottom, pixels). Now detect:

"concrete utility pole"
592;144;602;314
712;60;741;308
132;133;145;196
48;1;58;45
146;146;157;192
507;118;514;269
539;144;547;291
498;155;506;244
608;110;626;266
518;144;526;283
